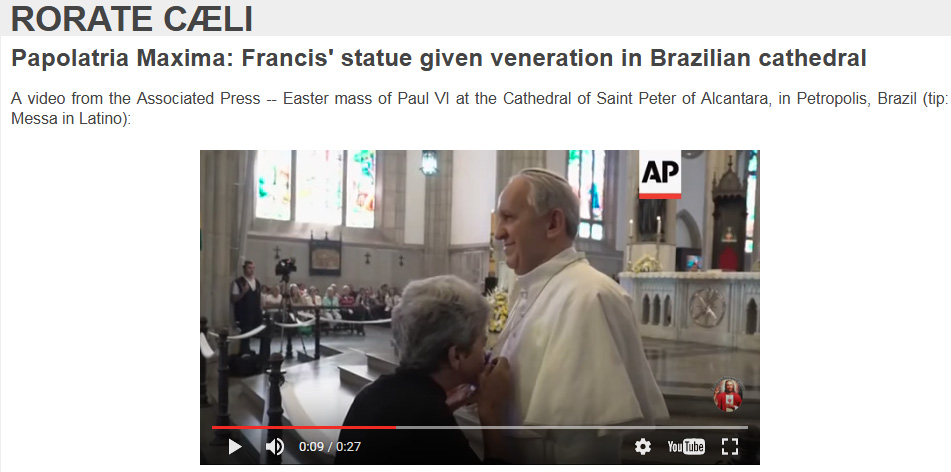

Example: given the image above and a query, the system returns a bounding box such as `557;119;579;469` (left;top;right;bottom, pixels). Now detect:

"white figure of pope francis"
488;168;669;464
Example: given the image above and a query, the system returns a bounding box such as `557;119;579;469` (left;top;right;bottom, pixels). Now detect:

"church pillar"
201;153;211;329
235;152;255;269
702;150;727;269
625;151;639;270
423;151;453;276
495;151;547;197
752;155;761;269
664;199;677;245
602;151;622;270
200;151;252;331
377;150;407;244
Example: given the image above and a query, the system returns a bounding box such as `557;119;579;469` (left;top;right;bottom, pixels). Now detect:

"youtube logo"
669;438;705;455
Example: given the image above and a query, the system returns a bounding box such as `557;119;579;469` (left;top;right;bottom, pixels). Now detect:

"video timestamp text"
299;441;361;453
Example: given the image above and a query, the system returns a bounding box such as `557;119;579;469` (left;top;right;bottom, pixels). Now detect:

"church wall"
676;219;692;247
404;150;426;245
678;153;707;250
450;151;497;246
240;150;428;293
546;150;567;175
585;253;624;278
449;247;490;287
244;235;423;291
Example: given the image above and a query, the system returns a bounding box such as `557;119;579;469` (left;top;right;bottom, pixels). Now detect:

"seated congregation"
262;282;402;323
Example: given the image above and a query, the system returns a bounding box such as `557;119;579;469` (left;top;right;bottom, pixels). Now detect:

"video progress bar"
212;426;749;430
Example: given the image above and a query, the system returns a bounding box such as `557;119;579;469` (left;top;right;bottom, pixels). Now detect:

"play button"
228;439;242;455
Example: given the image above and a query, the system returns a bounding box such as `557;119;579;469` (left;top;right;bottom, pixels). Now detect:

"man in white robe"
489;168;669;464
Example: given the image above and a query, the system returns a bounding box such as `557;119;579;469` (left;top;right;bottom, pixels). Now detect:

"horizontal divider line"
213;425;748;430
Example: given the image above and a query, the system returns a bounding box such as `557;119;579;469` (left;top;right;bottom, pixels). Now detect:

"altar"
619;271;759;351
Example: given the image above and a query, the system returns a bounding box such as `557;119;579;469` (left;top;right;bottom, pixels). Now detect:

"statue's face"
496;177;554;276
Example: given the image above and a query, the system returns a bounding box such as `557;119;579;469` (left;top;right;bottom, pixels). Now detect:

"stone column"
624;151;639;271
495;150;547;197
201;154;210;328
664;199;677;244
422;151;453;276
752;154;761;269
376;150;407;243
200;151;249;331
702;150;728;269
602;151;621;252
235;152;255;269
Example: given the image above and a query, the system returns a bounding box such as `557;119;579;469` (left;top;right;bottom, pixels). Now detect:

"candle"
628;219;634;238
490;211;496;236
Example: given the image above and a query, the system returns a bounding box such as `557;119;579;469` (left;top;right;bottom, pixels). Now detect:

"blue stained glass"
569;150;607;238
745;150;759;253
591;150;605;221
255;151;292;221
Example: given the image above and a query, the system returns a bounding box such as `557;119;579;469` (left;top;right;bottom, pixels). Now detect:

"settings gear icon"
634;438;652;455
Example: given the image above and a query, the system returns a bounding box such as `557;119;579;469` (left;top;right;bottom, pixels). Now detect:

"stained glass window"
256;150;375;228
580;152;593;220
568;150;606;240
255;151;292;221
296;150;344;225
579;222;591;239
745;150;758;253
346;150;376;228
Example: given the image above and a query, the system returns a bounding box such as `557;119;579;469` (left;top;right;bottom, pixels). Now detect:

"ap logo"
639;151;681;199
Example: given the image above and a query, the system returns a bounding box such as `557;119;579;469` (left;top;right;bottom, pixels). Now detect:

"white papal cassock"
491;247;669;464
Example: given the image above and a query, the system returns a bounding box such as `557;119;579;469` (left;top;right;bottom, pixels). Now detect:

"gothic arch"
663;295;672;327
746;299;759;335
676;209;702;249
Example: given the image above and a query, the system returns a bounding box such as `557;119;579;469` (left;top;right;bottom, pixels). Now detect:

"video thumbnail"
200;150;760;465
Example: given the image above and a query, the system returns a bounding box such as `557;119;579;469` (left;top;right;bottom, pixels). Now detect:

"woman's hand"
445;384;475;411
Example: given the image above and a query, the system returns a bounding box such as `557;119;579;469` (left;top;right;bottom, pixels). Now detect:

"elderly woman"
262;286;283;308
322;287;341;321
286;284;309;306
336;275;511;464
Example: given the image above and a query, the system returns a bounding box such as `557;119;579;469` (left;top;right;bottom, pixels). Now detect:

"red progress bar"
212;426;396;430
639;193;682;199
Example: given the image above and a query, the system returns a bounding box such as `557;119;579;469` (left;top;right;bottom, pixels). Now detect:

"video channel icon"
266;438;284;456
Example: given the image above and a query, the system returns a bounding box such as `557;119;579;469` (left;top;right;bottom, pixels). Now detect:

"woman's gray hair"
392;275;490;373
514;168;580;240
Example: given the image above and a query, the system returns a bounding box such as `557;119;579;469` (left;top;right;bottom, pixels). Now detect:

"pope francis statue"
489;168;669;464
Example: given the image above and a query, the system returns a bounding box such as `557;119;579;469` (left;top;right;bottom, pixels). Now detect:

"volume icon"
266;438;284;456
